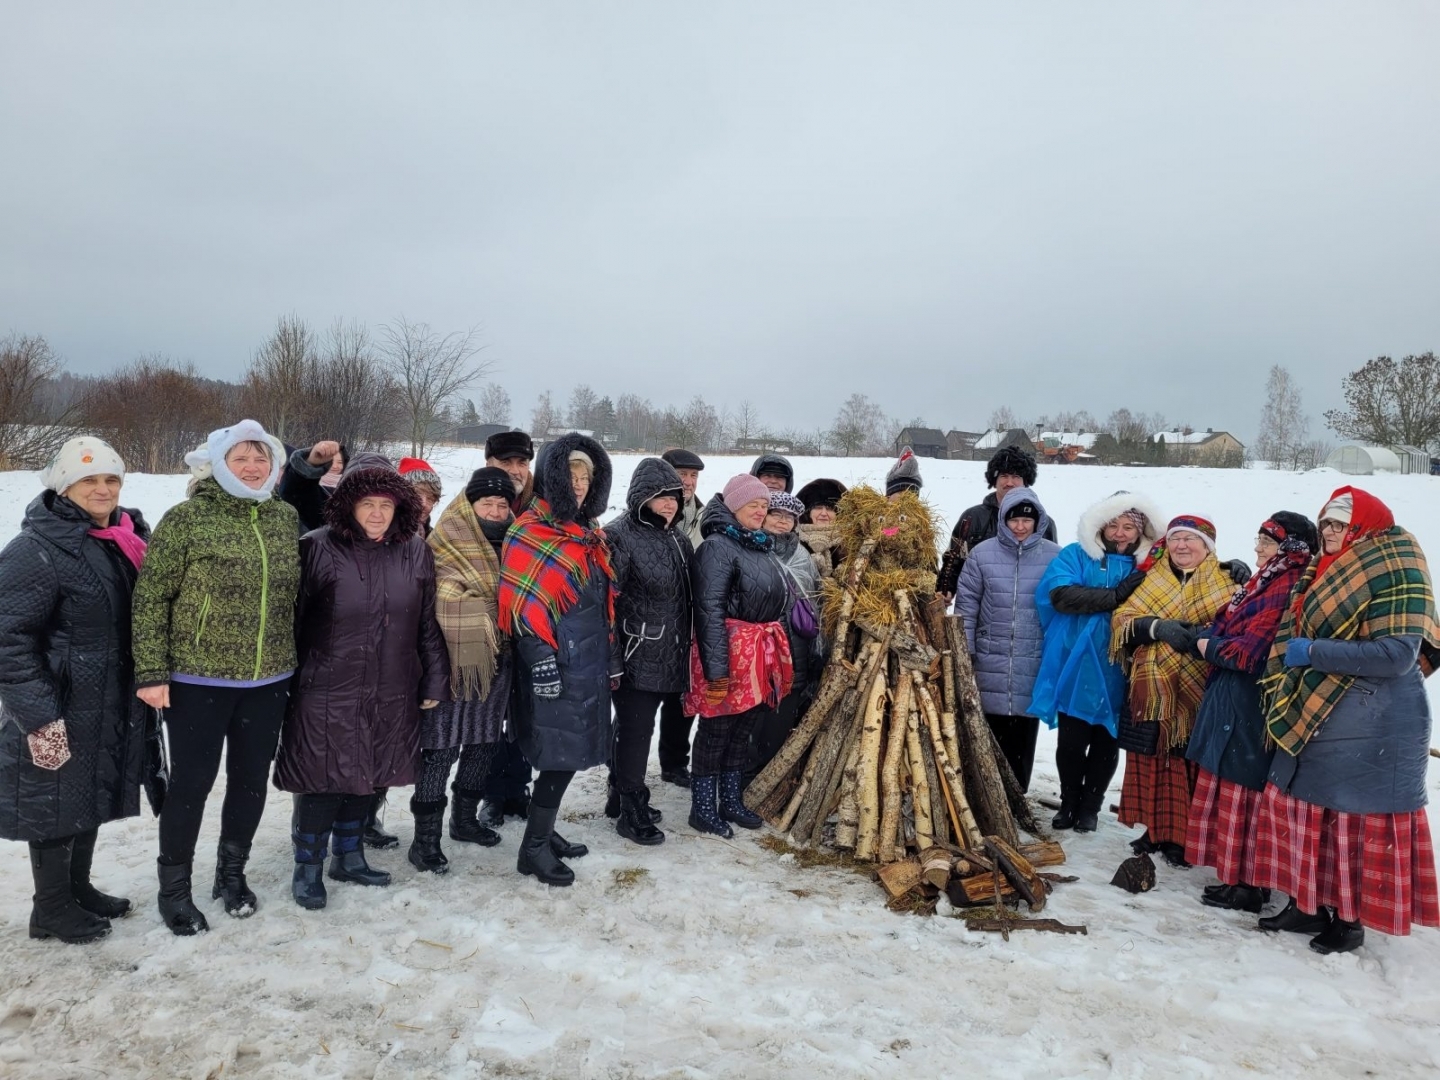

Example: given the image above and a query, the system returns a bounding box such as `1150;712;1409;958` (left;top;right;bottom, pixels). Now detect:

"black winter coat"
606;459;694;694
692;495;788;682
278;446;334;533
0;493;152;842
937;492;1058;595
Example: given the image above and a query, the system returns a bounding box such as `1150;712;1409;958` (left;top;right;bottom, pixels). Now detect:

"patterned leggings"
414;744;499;803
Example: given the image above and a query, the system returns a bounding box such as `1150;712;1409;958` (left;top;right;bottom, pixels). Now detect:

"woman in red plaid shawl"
1185;512;1318;914
1252;487;1440;953
1111;515;1238;868
499;432;616;887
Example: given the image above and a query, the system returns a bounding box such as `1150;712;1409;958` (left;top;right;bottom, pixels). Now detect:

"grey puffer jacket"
1267;635;1432;814
955;487;1061;717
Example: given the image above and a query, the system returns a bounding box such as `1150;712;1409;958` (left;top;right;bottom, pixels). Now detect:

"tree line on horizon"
0;317;1435;474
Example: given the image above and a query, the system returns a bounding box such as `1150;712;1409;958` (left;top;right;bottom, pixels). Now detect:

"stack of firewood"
744;531;1062;912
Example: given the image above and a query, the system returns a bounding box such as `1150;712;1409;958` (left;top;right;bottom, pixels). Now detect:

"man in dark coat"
750;452;794;493
658;447;706;787
937;444;1056;599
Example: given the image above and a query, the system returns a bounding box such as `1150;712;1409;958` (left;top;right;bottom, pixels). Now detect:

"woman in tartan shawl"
499;432;616;887
1112;514;1237;868
408;467;518;875
1252;487;1440;953
1184;512;1318;914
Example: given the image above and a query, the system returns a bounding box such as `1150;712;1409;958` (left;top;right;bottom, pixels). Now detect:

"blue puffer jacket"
1029;491;1164;734
955;488;1059;717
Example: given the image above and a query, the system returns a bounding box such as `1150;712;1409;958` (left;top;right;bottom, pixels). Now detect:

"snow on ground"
1;453;1439;1079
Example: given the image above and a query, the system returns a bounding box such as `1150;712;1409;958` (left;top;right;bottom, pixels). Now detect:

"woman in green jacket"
132;419;301;935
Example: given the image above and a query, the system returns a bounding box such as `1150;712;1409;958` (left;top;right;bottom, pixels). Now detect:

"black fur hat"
534;431;612;525
1264;510;1320;555
485;430;534;461
796;478;847;512
324;452;424;542
986;445;1038;488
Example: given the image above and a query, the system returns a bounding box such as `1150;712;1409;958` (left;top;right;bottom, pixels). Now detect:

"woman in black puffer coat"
686;475;793;837
604;457;694;846
0;437;153;944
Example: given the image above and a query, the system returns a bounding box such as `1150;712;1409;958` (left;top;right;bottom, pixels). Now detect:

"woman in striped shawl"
1111;515;1237;868
1185;512;1318;914
1252;487;1440;954
410;467;517;875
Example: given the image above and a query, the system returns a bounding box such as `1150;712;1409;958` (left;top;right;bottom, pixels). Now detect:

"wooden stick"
746;655;857;805
829;538;876;666
984;836;1047;913
919;723;950;847
853;669;890;861
969;919;1087;936
912;670;984;849
943;616;1018;847
833;703;866;849
878;661;912;861
906;700;935;851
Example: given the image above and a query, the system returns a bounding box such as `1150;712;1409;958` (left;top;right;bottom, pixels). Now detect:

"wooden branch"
792;689;864;843
984;836;1047;913
832;711;866;848
830;538;876;666
746;653;858;805
855;617;936;671
943;616;1018;847
853;669;890;861
918;719;949;847
985;722;1042;836
876;859;922;899
878;663;912;860
1018;840;1066;869
912;671;984;850
918;847;951;890
905;697;935;851
969;919;1088;936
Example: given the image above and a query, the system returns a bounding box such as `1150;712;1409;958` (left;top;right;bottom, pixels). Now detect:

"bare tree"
614;393;655;449
379;317;491;457
242;314;315;443
477;383;512;426
831;392;889;456
81;356;234;473
1324;352;1440;449
1254;364;1310;469
306;320;400;451
567;384;599;429
734;400;762;444
988;406;1021;431
530;390;561;437
0;332;76;469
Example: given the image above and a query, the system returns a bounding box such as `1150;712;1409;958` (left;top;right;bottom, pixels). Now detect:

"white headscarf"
183;419;284;501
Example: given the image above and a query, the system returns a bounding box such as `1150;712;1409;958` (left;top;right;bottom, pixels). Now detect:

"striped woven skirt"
1119;751;1198;848
1185;767;1263;885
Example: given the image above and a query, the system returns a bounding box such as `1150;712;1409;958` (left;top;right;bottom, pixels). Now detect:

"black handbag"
143;709;170;817
1116;712;1160;757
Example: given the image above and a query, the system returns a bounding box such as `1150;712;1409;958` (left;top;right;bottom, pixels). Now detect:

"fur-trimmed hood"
534;431;612;525
323;452;425;542
1076;490;1163;561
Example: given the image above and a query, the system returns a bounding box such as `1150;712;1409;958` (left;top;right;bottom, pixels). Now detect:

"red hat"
397;456;442;495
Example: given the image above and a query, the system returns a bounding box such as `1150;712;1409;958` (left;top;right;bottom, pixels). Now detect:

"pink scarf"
89;511;148;571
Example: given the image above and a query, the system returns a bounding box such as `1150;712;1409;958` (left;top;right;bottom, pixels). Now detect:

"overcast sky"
3;3;1437;442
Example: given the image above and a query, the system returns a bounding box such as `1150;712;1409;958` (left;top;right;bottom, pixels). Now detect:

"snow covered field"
2;451;1439;1079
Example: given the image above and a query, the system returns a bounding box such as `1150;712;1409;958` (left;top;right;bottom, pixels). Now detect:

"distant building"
1152;429;1245;468
454;423;511;447
1325;442;1431;476
893;427;948;459
969;428;1036;462
945;429;984;459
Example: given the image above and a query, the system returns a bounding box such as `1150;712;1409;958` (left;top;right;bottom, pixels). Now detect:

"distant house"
733;435;794;454
1152;429;1245;468
894;427;948;459
454;423;511;447
969;428;1035;462
945;429;984;460
1037;431;1100;464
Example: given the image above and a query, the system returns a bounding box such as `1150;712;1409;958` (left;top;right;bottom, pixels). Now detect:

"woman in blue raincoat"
1031;492;1162;832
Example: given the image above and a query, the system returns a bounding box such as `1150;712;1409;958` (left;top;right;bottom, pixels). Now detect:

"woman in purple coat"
273;453;449;909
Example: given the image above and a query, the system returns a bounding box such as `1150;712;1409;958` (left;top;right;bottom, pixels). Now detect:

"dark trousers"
158;679;290;865
1055;713;1120;813
692;707;763;777
531;769;576;811
748;692;803;782
610;688;666;792
479;739;533;802
985;713;1040;793
416;744;499;803
658;692;695;772
294;792;374;836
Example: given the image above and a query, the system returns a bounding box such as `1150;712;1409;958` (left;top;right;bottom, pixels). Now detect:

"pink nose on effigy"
882;527;899;536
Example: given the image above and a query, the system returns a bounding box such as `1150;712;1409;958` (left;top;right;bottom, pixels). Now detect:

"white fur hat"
183;419;284;501
40;437;126;495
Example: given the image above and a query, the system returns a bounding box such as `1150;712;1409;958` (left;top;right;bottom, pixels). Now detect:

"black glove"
1151;619;1200;653
531;655;562;699
1130;616;1159;642
1115;570;1147;603
1223;559;1252;585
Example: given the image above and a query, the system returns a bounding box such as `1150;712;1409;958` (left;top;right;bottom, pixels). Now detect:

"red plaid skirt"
1119;751;1197;847
1185;768;1263;885
1253;784;1440;936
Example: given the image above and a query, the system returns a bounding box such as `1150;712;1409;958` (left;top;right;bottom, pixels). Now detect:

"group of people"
0;426;1434;959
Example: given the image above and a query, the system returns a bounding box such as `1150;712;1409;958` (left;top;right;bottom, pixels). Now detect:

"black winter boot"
1201;884;1268;913
477;799;506;828
1310;913;1365;955
718;771;762;829
408;798;449;874
211;838;258;917
516;803;575;886
688;775;733;838
551;830;588;859
291;805;330;910
605;779;622;819
1051;794;1079;831
29;840;110;944
1259;897;1332;935
607;778;661;824
616;789;666;846
363;790;400;849
502;793;531;820
1075;784;1105;833
70;828;131;919
634;784;662;824
449;788;502;846
660;766;692;789
157;859;209;936
328;818;392;887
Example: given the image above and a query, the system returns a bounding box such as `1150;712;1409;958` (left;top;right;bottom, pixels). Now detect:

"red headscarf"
1312;485;1394;581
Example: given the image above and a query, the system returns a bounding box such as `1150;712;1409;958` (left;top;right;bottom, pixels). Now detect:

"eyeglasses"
1319;520;1348;533
1254;534;1279;546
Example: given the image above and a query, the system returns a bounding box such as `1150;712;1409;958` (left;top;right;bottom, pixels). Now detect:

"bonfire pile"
743;486;1065;914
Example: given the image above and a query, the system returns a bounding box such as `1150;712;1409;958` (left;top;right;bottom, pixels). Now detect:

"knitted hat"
1261;511;1320;555
40;436;126;494
484;430;534;461
1005;499;1040;522
985;445;1038;488
662;447;705;472
568;449;595;475
886;447;923;496
767;491;806;519
723;473;771;513
398;456;442;499
465;466;514;504
1165;514;1217;551
1319;492;1353;525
